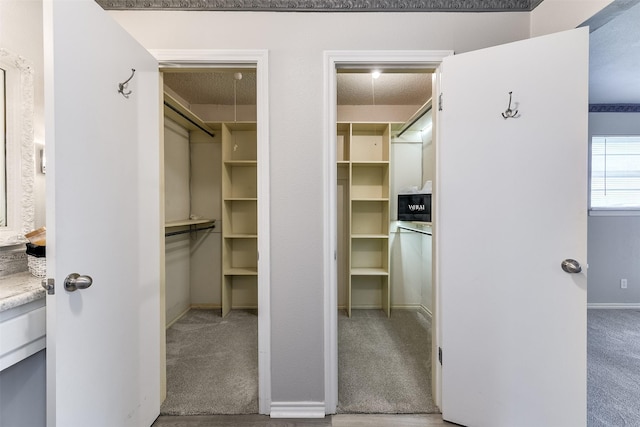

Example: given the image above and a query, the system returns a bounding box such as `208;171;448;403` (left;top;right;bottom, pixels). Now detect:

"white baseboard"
419;304;433;319
588;303;640;309
270;401;325;418
337;304;433;318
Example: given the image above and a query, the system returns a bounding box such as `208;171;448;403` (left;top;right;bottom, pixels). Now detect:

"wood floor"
152;414;454;427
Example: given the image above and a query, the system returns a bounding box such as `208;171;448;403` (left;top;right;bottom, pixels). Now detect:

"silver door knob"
561;259;582;274
64;273;93;292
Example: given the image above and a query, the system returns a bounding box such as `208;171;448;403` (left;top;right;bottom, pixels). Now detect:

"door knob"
64;273;93;292
561;259;582;274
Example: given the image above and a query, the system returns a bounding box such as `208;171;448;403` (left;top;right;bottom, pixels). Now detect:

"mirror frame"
0;48;35;246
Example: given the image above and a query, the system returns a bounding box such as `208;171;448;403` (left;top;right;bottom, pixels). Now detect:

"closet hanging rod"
397;224;432;236
163;101;216;138
165;224;216;237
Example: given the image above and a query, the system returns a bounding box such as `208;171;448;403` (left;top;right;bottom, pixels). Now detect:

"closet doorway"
158;58;270;415
335;67;438;414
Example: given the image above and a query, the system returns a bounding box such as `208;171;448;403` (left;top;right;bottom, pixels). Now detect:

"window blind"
591;136;640;209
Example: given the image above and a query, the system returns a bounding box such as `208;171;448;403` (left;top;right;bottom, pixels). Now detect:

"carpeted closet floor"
161;309;259;415
161;308;436;415
338;309;438;414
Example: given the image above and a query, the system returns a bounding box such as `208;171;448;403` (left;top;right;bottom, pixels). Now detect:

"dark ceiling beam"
96;0;544;12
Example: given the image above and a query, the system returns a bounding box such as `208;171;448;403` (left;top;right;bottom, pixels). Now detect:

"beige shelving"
339;122;391;317
222;122;258;317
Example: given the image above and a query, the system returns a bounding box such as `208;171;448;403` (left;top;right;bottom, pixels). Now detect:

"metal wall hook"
501;91;519;119
118;68;136;98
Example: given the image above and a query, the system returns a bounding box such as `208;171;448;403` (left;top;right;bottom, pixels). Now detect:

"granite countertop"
0;271;45;313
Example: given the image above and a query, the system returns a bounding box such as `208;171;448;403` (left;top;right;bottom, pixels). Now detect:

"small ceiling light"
372;71;381;79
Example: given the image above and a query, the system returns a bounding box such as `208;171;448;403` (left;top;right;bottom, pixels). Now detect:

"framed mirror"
0;48;35;246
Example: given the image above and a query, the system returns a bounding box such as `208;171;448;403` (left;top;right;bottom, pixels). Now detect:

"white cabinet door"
438;28;588;427
44;1;161;425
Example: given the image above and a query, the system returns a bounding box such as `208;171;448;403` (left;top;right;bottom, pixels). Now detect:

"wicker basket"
27;255;46;278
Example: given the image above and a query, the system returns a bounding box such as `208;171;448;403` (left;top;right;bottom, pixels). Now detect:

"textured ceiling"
338;73;432;105
164;70;432;106
163;71;257;105
586;0;640;105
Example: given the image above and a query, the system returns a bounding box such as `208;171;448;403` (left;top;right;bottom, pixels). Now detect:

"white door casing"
44;1;161;425
438;28;588;427
323;50;453;414
151;49;272;415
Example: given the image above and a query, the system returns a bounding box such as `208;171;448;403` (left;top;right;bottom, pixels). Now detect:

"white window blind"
591;136;640;210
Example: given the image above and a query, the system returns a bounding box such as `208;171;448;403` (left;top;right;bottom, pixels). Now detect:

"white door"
43;1;161;426
438;28;588;427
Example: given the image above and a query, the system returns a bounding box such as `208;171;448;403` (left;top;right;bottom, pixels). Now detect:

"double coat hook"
118;68;136;98
501;91;519;119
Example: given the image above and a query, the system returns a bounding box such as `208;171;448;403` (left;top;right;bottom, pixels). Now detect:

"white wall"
111;9;532;405
587;112;640;305
164;118;191;325
189;130;222;307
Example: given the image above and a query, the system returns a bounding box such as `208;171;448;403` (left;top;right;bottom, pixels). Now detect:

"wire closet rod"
163;101;216;138
165;224;216;237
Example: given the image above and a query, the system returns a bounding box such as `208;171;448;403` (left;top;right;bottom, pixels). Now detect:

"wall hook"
501;91;519;119
118;68;136;98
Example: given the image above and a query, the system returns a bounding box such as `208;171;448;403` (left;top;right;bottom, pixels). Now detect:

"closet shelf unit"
338;122;391;317
221;122;258;317
163;90;216;137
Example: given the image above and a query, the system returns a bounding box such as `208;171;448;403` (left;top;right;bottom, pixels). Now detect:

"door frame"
323;50;452;414
151;49;271;415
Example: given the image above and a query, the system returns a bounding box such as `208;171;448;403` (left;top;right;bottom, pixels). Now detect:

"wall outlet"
621;279;628;289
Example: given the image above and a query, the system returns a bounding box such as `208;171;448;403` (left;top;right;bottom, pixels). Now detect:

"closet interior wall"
163;70;258;326
164;118;220;326
336;77;434;315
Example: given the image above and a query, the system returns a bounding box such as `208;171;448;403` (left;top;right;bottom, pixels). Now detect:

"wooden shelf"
222;123;258;317
163;90;216;137
351;267;389;276
224;267;258;276
165;218;215;228
340;122;391;317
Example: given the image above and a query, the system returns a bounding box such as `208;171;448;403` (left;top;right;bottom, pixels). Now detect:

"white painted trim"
165;306;191;329
150;49;271;415
323;50;453;415
420;304;433;319
588;303;640;309
270;402;326;419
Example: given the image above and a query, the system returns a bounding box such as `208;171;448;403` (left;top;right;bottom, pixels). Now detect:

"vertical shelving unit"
340;122;391;317
221;122;258;317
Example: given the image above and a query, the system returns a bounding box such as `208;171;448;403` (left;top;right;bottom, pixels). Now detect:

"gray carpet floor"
338;309;438;414
161;309;259;415
588;309;640;427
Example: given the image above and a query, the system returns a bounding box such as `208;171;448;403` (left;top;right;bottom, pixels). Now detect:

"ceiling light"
372;71;381;79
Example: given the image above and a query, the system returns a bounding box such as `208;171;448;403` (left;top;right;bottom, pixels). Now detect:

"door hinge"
334;250;337;261
41;278;55;295
438;93;443;111
438;347;443;365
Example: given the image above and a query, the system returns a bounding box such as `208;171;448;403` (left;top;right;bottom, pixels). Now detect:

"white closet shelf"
165;218;215;228
223;160;257;166
350;268;389;276
351;234;389;239
224;267;258;276
163;91;216;137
